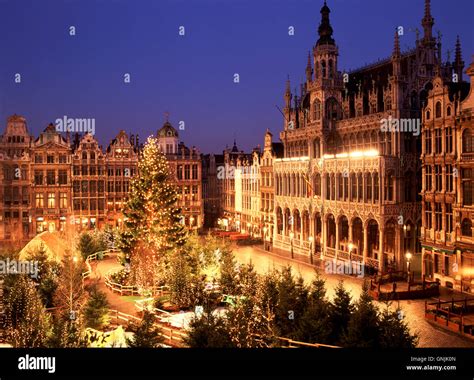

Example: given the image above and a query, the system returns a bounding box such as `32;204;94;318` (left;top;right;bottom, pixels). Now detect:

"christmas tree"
117;137;186;274
4;275;50;348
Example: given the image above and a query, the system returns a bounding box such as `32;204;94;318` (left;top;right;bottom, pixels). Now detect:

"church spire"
392;29;401;58
421;0;434;42
454;35;465;81
317;0;335;46
306;51;312;82
284;75;291;108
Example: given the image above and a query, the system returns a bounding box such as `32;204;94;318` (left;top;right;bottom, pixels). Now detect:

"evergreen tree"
219;249;239;295
328;280;354;345
84;286;110;330
4;275;50;347
236;262;258;297
77;232;97;260
167;249;193;309
378;304;418;348
342;281;380;347
274;266;308;338
184;311;233;348
117;136;186;258
225;297;276;348
126;311;164;348
295;272;331;344
26;243;60;308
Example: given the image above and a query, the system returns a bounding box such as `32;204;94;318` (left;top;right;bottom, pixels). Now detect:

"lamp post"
70;255;78;322
309;236;314;265
263;226;268;251
405;251;412;284
290;231;294;259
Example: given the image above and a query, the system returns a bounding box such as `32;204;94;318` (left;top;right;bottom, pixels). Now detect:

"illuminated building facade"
0;117;203;245
273;0;466;274
421;54;474;293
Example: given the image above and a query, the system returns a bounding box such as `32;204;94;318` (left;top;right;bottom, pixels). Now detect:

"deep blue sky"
0;0;472;153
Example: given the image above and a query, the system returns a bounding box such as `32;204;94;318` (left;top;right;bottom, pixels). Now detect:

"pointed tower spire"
393;29;401;58
454;35;465;81
317;0;335;46
284;75;291;108
422;0;434;41
306;51;312;82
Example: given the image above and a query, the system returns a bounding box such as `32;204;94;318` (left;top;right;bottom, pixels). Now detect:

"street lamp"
405;251;412;284
289;231;294;259
309;236;314;265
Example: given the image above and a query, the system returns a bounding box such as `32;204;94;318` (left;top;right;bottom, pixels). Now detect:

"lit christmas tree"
117;136;186;289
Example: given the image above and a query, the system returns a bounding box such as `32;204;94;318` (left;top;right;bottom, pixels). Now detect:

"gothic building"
273;0;468;274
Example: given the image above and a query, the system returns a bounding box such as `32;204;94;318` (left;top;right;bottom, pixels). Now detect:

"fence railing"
82;249;118;280
108;309;187;347
104;268;140;296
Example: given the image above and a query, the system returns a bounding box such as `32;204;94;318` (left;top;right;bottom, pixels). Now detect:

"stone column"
379;227;385;273
363;224;369;263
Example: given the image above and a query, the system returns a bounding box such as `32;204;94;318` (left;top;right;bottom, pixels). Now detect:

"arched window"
447;106;451;117
313;173;321;197
82;152;87;160
426;109;431;120
435;101;442;118
90;152;95;160
321;60;327;78
328;59;333;79
462;129;473;153
313;138;320;158
326;97;340;120
461;219;472;237
313;100;321;120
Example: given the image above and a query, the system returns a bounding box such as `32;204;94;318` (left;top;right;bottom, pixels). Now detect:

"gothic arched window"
321;60;327;78
313;100;322;120
435;101;442;118
326;97;340;120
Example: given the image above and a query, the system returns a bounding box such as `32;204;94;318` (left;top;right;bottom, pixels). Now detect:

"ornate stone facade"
421;54;474;293
272;0;466;275
0;117;203;245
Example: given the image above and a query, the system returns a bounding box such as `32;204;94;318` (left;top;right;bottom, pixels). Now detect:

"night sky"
1;0;472;154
